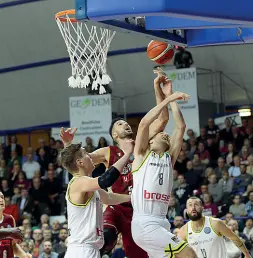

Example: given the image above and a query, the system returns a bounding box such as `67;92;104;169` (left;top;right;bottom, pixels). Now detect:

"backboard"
75;0;253;47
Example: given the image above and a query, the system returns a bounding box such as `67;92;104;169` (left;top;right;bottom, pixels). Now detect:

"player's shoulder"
208;216;224;232
177;223;188;240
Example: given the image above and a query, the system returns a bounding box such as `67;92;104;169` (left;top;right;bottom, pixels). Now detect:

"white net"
56;11;116;94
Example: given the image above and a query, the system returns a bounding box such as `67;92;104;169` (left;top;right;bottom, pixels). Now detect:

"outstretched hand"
170;91;191;101
153;67;167;84
60;127;77;146
161;78;172;96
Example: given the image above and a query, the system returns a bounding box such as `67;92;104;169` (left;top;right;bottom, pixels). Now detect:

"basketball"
147;40;174;65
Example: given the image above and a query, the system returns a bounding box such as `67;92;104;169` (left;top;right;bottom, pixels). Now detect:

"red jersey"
0;214;15;258
108;146;133;195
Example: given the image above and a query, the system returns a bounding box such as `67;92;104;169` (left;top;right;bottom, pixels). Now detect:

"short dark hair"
59;143;84;173
187;196;203;205
109;117;126;138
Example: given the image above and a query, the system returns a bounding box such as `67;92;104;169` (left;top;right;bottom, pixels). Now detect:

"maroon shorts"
103;204;148;258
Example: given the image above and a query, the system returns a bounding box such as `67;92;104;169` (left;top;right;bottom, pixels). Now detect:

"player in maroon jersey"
0;191;31;258
60;68;171;258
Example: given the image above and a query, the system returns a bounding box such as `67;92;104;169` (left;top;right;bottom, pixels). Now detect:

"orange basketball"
147;40;174;65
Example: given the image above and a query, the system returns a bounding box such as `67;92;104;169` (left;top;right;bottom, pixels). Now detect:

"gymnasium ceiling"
0;0;253;130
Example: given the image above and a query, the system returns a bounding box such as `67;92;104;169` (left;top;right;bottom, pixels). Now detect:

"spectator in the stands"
8;161;21;188
14;171;30;190
205;118;219;140
85;137;95;152
48;137;58;164
174;150;189;173
215;157;228;179
229;156;241;177
184;160;200;192
39;229;52;253
245;191;253;218
37;147;50;176
36;138;50;156
240;146;250;165
51;220;61;243
197;127;207;143
4;195;19;221
218;170;233;201
53;228;68;254
208;174;223;203
239;118;248;137
232;127;245;152
7;150;22;169
173;174;191;209
44;170;61;215
206;136;220;165
23;146;38;163
192;153;206;176
32;229;43;258
1;179;13;197
229;194;247;217
0;159;8;180
247;155;253;175
202;192;219;217
22;153;41;180
224;143;237;166
39;241;58;258
243;218;253;240
219;118;233;144
4;135;23;161
243;138;253;155
173;216;184;229
172;169;180;190
188;137;197;160
181;142;190;160
186;129;195;142
199;184;209;200
11;186;21;204
196;142;210;165
233;165;252;194
96;137;108;149
17;188;33;220
167;196;181;220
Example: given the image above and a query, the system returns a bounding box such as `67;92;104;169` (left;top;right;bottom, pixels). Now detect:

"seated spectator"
51;220;61;243
4;135;23;161
203;167;215;184
218;171;233;200
224;212;234;225
53;228;68;254
38;241;58;258
181;142;190;158
198;184;209;200
37;147;50;177
22;153;41;180
202;193;219;217
233;165;252;194
243;138;253;154
192;153;206;177
219;118;233;144
8;162;22;188
40;214;50;227
4;196;19;222
1;179;13;197
167;196;181;220
195;142;210;165
247;154;253;176
14;171;30;190
229;195;247;217
243;218;253;241
11;186;21;204
173;174;191;209
173;216;184;229
197;127;207;143
184;160;201;192
17;189;33;220
96;137;108;149
224;143;237;166
174;151;189;174
228;156;241;177
214;157;228;179
32;228;43;258
240;146;250;165
245;191;253;217
232;127;245;152
187;137;197;160
40;229;52;253
23;146;38;163
242;185;253;203
205;118;219;139
208;174;223;203
172;169;180;191
7;150;22;169
85;136;96;152
206;136;220;165
48;137;58;164
0;160;8;180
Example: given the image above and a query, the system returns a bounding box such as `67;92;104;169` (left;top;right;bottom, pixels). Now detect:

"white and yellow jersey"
186;216;227;258
66;177;104;249
131;151;173;217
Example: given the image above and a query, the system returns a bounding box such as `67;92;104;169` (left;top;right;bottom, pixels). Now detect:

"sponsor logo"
70;97;110;109
204;227;211;234
190;238;214;246
171;236;180;244
149;162;169;167
144;190;170;202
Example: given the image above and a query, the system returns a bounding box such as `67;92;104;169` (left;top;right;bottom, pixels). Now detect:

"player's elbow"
139;118;150;129
176;123;186;129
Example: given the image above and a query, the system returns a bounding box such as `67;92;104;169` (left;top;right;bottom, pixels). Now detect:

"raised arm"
169;101;186;165
134;92;190;156
0;228;23;241
75;140;134;192
149;69;170;139
215;219;252;258
98;189;131;205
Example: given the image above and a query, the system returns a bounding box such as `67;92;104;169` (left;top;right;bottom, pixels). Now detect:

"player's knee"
102;227;118;252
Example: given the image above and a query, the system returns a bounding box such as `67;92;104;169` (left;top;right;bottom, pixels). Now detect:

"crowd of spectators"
0;116;253;257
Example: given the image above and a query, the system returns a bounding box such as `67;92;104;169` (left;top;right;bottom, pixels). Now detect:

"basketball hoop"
55;10;116;94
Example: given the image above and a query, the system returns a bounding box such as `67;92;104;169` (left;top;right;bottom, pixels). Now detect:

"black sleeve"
98;166;120;189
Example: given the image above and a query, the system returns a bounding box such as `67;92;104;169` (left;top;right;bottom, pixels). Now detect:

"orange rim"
55;9;77;23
